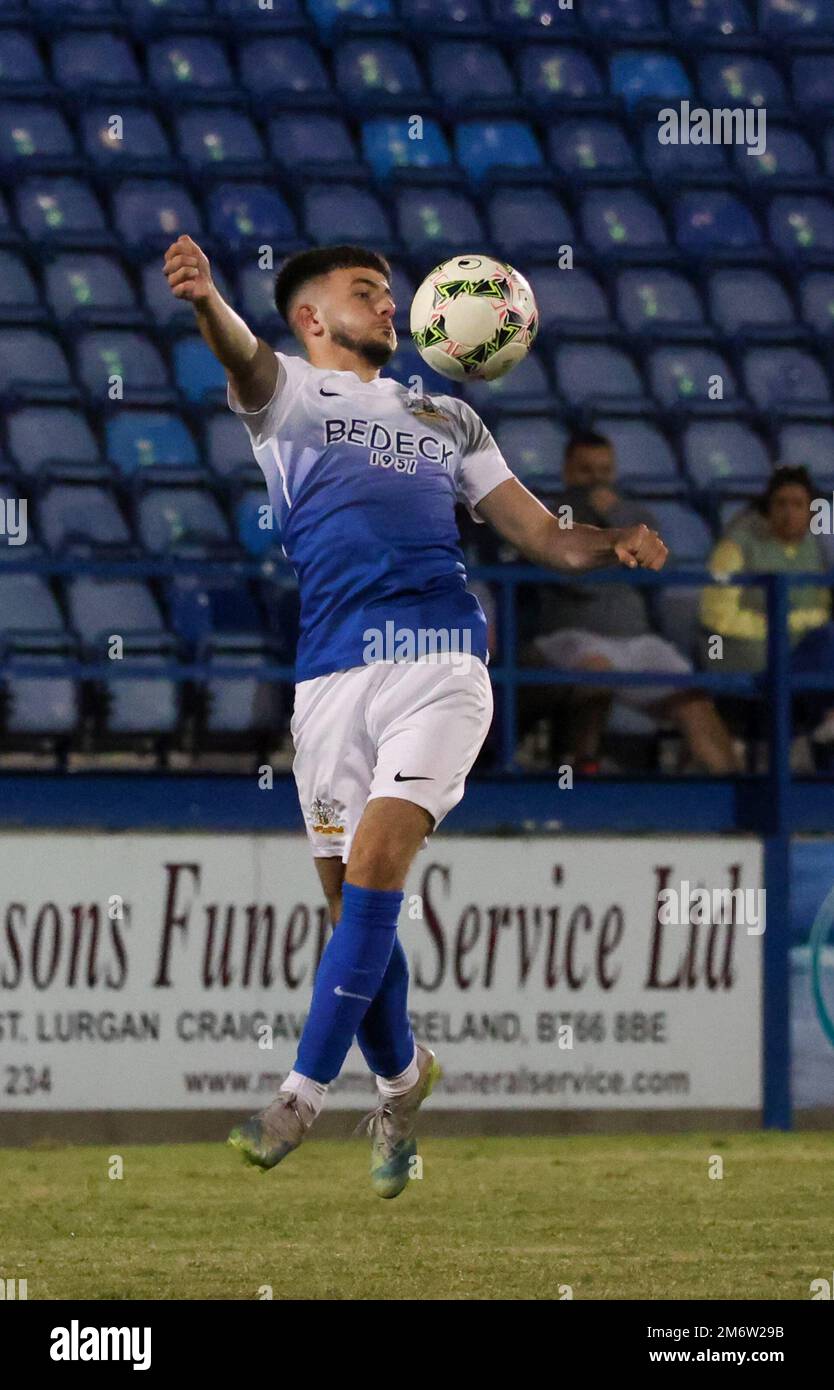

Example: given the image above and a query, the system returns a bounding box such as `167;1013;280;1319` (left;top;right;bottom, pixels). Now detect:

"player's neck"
306;344;381;384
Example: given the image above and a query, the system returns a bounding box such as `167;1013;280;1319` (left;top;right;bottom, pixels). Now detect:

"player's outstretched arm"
476;477;668;573
162;234;278;411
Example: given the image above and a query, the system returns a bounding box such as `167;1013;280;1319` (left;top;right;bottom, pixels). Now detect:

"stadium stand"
0;0;833;767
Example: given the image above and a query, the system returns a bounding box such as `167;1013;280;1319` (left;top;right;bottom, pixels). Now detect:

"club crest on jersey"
405;394;449;424
310;797;345;835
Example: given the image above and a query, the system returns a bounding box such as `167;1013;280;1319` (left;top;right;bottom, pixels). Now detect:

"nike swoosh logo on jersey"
394;771;435;782
334;985;373;1002
319;388;341;396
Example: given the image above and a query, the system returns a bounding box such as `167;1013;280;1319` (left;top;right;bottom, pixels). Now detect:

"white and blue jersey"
228;351;513;681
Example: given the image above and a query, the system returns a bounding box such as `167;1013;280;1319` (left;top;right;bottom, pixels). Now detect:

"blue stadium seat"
518;47;606;108
488;187;572;259
761;0;834;36
208;184;297;251
203;651;283;737
147;38;235;102
455;121;544;184
429;42;516;111
66;578;165;649
51;33;143;94
549;120;638;180
734;127;817;185
708;269;796;338
682;421;771;492
304;183;392;248
238;39;331;102
744;347;831;417
698;56;787;112
0;103;76;171
777;425;834;485
493;416;567;488
533;267;612;341
649;346;737;411
616;270;706;340
44;253;138;325
0;329;76;402
0;573;66;650
669;0;753;37
81;108;173;174
106;411;199;476
174;111;266;174
76;331;172;406
393;186;483;255
167;575;264;647
489;0;579;31
137;487;231;554
769;197;834;259
674;192;761;256
28;0;119;13
609;51;690;111
7;407;101;479
555;344;647;412
641;121;729;182
4;661;79;738
582;0;664;33
172;336;227;404
0;31;48;94
307;0;395;33
0;250;41;322
102;656;180;737
799;274;834;338
362;116;451;180
236;264;281;334
40;483;130;552
237;487;283;557
206;412;261;479
581;189;669;255
597;419;681;493
402;0;486;27
273;114;361;178
214;0;305;20
15;178;110;249
335;40;424;106
122;0;212;17
113;181;202;254
648;501;713;563
792;57;834;110
382;342;451;395
461;354;555;415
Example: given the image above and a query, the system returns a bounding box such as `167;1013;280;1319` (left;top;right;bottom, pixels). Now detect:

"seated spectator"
524;431;739;773
700;465;834;741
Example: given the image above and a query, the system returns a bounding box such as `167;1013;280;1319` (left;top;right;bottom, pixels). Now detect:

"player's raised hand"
613;523;668;571
163;234;213;304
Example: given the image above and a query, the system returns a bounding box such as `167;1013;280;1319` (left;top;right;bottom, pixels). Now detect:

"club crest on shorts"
310;797;345;835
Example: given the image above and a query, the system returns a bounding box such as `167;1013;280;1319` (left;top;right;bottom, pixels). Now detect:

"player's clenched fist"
163;234;213;304
613;522;668;571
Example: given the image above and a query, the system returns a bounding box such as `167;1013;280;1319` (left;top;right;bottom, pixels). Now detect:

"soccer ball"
410;254;538;383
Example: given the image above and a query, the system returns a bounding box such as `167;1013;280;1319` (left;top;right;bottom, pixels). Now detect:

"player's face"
768;484;811;543
319;268;397;368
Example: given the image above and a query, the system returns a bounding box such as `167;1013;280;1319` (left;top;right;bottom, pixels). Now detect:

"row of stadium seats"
1;33;833;115
4;402;834;500
4;104;834;196
2;175;832;270
6;0;834;43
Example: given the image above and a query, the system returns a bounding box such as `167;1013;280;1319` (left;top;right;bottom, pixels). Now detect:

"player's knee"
345;839;408;891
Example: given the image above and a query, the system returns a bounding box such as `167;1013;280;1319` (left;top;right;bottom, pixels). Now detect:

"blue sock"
357;937;415;1079
295;883;402;1085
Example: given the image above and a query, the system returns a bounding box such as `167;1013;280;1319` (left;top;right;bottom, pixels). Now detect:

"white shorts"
291;656;494;861
534;629;692;709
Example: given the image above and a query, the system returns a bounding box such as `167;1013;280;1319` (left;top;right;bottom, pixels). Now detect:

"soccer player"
163;238;668;1198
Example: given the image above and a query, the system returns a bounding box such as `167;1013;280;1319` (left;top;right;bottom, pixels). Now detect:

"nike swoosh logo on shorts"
334;985;373;1002
394;771;434;782
319;388;340;396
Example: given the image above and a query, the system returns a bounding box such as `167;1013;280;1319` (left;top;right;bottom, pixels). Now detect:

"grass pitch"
2;1132;831;1301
